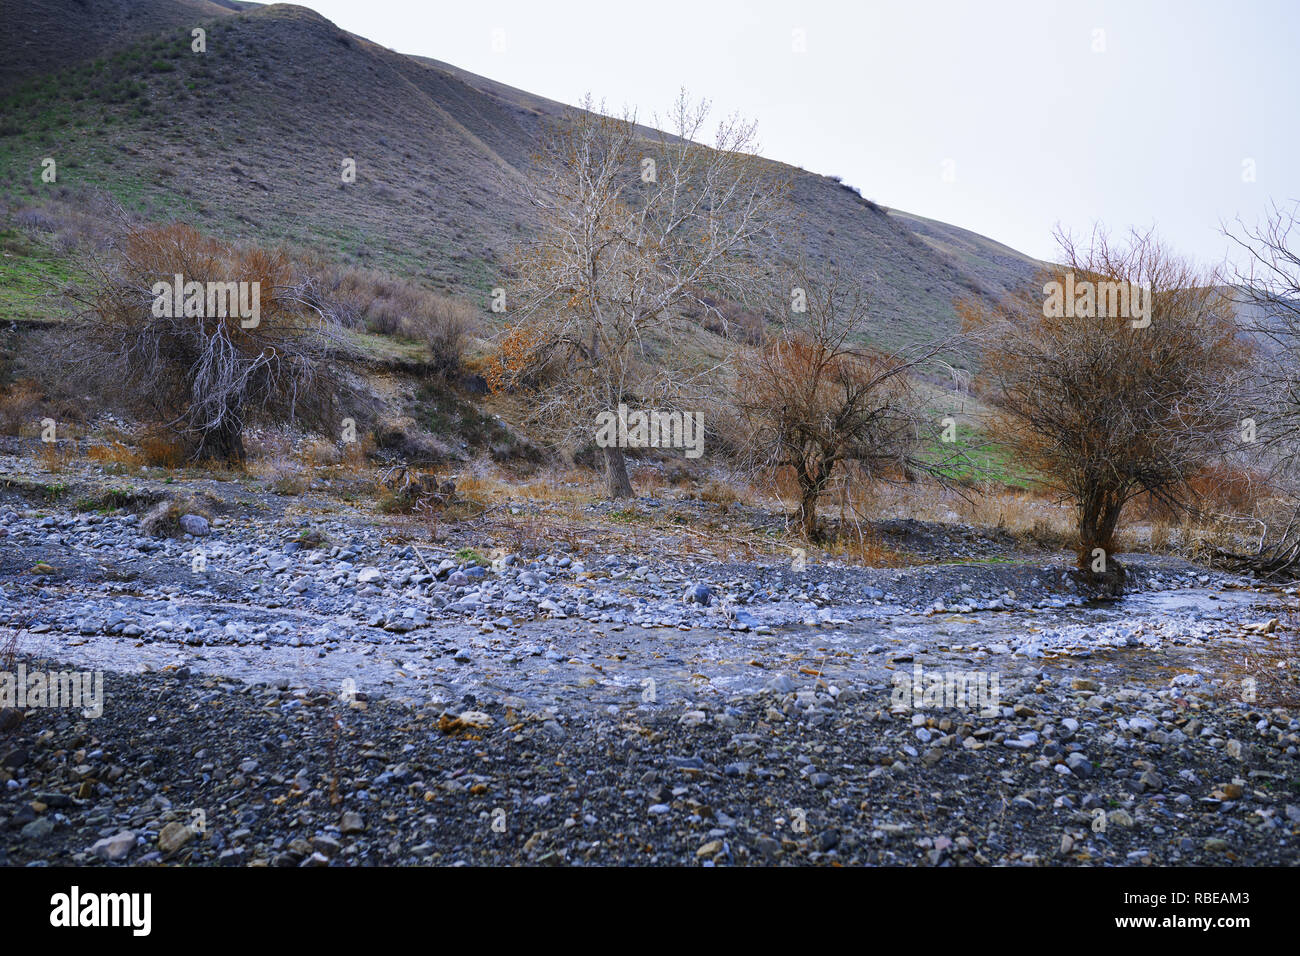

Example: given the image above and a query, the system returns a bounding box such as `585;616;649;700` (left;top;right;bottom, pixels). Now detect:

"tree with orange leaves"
737;264;949;541
961;228;1252;570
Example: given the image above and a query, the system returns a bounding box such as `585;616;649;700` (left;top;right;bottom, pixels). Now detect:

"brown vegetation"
737;266;947;541
66;223;345;463
962;229;1252;567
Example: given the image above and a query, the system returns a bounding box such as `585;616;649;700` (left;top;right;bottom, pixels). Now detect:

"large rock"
683;583;713;606
179;513;210;536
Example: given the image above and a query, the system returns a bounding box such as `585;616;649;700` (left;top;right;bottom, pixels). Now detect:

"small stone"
91;831;137;862
311;835;343;858
158;821;194;855
20;817;54;841
341;811;366;834
1137;770;1164;792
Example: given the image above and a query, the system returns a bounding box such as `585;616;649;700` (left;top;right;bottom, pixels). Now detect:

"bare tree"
962;228;1252;568
66;223;343;463
1220;201;1300;575
736;264;949;541
491;91;787;497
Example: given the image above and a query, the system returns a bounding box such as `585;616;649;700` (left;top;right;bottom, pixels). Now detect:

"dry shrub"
340;436;372;472
68;223;343;463
404;298;475;378
1022;516;1069;550
1148;517;1174;552
1126;465;1257;523
373;418;451;463
9;197;112;256
138;428;189;468
699;479;740;506
500;511;546;555
140;495;214;537
305;264;415;332
0;380;42;436
444;467;595;507
825;526;906;567
700;300;765;345
485;323;553;393
307;262;476;374
661;461;697;486
635;468;667;495
38;441;72;473
376;465;456;514
262;457;310;495
301;439;341;467
87;441;143;471
453;474;492;500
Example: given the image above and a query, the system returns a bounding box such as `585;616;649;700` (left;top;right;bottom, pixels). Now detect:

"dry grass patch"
37;441;74;474
0;380;43;436
86;441;144;473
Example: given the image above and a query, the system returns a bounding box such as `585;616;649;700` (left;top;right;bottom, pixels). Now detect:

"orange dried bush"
0;379;43;436
962;228;1253;566
67;223;343;464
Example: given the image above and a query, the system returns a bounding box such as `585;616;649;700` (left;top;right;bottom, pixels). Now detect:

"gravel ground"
2;658;1298;867
2;455;1298;867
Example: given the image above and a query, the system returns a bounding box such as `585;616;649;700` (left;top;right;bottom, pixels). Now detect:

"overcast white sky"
303;0;1298;267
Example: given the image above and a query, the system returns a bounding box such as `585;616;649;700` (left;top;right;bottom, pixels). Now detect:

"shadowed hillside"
0;0;261;92
0;1;1042;354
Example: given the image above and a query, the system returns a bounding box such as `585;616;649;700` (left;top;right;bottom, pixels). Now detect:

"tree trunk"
197;416;246;465
797;487;821;542
1076;484;1124;569
794;461;831;542
603;445;633;499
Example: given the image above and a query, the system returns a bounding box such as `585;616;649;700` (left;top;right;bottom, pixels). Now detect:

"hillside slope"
0;1;1043;357
0;0;261;92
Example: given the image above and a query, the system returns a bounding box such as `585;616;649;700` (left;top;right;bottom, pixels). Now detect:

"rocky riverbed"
1;656;1298;867
2;471;1299;866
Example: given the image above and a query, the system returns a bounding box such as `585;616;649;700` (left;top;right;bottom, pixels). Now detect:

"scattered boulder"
683;583;713;606
91;831;137;862
179;513;210;537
